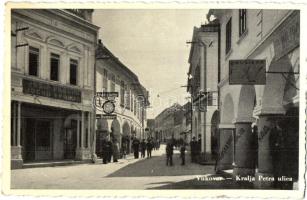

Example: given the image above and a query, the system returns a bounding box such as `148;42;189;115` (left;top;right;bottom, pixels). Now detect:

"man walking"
140;139;146;158
180;143;186;165
146;139;153;158
132;137;140;159
166;142;173;166
190;136;196;163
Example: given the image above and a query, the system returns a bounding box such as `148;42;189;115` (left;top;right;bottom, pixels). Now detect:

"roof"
96;40;150;105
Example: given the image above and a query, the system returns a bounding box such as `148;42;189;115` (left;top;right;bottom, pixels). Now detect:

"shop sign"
23;79;81;102
229;59;266;85
273;11;299;61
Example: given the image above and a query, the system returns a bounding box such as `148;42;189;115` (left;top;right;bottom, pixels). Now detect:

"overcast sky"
93;9;208;119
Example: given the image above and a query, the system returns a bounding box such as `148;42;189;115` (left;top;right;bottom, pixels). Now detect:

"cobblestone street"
11;145;253;190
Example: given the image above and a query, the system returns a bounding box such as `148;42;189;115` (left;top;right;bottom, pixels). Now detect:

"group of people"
165;138;187;166
131;136;160;159
101;137;120;164
190;135;201;163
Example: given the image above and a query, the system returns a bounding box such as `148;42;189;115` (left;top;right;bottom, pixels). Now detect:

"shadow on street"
107;151;215;177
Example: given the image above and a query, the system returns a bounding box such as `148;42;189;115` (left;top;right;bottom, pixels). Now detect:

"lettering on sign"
22;79;81;102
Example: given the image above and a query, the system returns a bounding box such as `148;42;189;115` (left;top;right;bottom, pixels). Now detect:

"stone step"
22;160;90;168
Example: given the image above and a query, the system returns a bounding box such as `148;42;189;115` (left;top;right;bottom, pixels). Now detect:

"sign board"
96;92;119;98
229;60;266;85
102;114;117;120
23;78;81;102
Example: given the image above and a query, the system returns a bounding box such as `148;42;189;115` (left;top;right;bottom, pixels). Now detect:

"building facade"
154;103;184;142
207;9;299;189
11;9;99;168
95;41;149;157
187;22;220;161
146;119;155;139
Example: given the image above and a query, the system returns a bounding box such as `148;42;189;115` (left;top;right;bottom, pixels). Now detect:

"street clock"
102;100;115;114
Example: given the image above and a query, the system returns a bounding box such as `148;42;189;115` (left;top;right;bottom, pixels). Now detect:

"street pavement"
11;145;253;189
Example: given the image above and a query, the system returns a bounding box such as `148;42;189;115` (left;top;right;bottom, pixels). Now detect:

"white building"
11;9;99;168
208;9;299;189
95;41;149;157
187;21;220;162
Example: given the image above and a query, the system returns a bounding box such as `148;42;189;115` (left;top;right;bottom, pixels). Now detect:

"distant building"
146;119;155;139
11;9;99;168
187;21;220;161
95;41;149;157
207;9;299;188
154;103;185;142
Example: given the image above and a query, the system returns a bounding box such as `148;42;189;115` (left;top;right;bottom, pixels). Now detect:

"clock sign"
102;100;115;114
229;59;266;85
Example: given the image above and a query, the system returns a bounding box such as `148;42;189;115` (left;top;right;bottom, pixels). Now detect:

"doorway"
24;119;52;162
64;119;77;159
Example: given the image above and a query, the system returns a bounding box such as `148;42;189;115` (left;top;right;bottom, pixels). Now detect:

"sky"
93;9;209;119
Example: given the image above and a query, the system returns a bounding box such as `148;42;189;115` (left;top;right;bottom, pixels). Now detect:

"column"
17;101;21;146
12;101;16;146
81;111;85;148
233;121;255;176
255;114;277;188
87;112;91;148
199;44;206;154
216;124;235;171
77;114;80;148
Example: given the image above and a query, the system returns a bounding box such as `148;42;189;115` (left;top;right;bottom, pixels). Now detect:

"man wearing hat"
190;136;197;163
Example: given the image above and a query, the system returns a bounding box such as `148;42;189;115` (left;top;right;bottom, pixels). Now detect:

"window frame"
28;46;40;77
239;9;247;37
225;17;232;55
50;53;60;81
69;58;78;85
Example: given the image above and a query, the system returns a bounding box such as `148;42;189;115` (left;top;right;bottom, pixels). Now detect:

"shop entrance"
64;119;77;159
24;119;52;162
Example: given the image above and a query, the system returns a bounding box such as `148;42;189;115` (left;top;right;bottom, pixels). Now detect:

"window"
131;94;134;112
70;59;78;85
110;73;115;92
126;88;130;109
29;46;39;76
134;97;136;115
239;9;247;36
120;80;125;107
103;69;108;92
50;53;60;81
225;18;232;54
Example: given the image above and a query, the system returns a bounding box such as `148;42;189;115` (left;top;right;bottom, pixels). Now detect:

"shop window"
70;59;78;85
239;9;247;36
29;46;39;76
50;53;60;81
225;18;232;54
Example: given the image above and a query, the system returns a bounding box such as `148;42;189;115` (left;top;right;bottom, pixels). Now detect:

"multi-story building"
207;9;299;189
187;21;220;162
95;41;149;157
146;119;155;139
154;103;183;142
11;9;99;168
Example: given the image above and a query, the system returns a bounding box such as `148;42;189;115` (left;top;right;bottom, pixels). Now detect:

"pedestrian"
102;138;108;164
180;144;186;165
190;136;196;163
107;138;113;163
146;139;153;158
140;139;146;158
132;137;140;159
166;142;173;166
121;141;127;159
112;138;119;162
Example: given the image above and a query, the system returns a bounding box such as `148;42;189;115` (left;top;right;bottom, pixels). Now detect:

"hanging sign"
229;59;266;85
